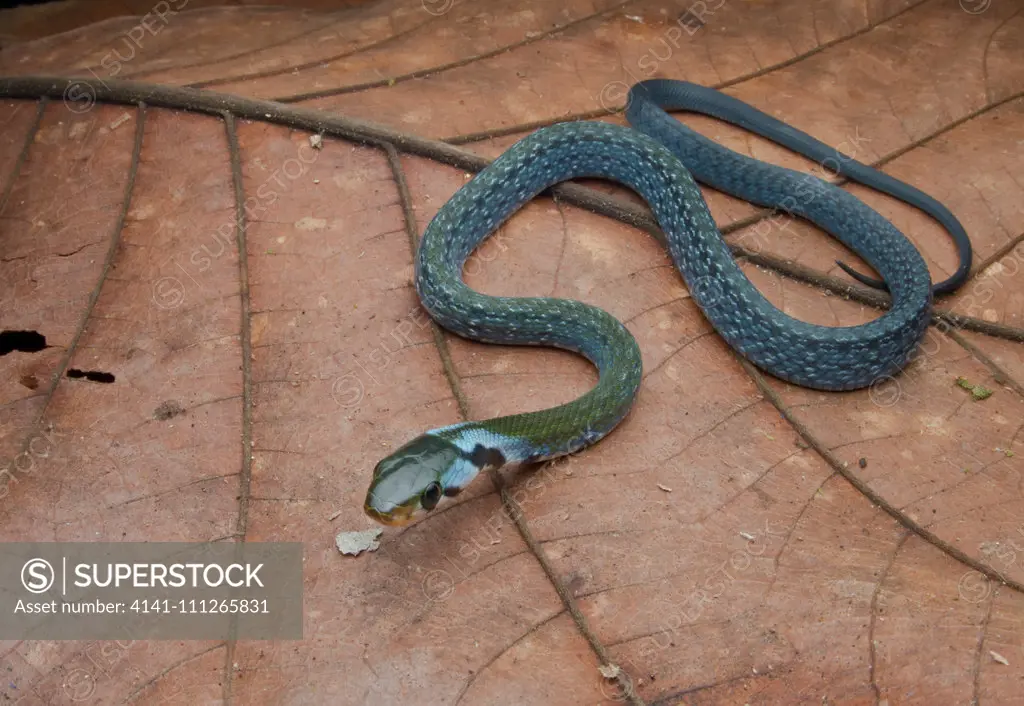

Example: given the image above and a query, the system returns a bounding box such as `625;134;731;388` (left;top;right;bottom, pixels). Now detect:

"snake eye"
421;482;442;511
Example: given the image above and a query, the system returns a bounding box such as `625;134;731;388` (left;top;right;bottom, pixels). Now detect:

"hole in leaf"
67;369;115;384
0;330;46;356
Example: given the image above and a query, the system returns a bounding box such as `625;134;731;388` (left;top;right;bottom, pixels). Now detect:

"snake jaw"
363;500;416;527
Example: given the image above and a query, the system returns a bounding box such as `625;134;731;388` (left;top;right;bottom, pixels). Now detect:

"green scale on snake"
363;79;972;526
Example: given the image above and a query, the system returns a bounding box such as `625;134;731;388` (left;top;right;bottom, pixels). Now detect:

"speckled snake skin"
363;80;971;526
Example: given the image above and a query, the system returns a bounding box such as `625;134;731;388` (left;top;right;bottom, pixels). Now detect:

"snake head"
364;434;472;526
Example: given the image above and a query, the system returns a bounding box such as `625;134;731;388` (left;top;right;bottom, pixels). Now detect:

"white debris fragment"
109;113;131;130
990;651;1010;666
309;133;324;149
657;483;673;492
625;14;644;22
740;531;756;541
598;663;621;679
335;528;383;556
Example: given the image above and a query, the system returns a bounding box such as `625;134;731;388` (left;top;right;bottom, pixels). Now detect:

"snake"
363;79;972;526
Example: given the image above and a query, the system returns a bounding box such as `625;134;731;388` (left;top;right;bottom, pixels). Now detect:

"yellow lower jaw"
364;503;416;526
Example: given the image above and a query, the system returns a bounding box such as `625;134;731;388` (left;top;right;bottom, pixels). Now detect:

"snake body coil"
363;80;970;526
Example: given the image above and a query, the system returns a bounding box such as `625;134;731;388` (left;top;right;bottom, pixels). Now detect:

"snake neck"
430;422;527;468
417;422;508;494
429;381;638;475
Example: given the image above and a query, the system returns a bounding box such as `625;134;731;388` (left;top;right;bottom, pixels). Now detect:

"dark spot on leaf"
67;369;115;383
154;400;186;421
19;374;39;390
858;457;867;469
678;10;706;31
0;331;46;356
566;573;586;597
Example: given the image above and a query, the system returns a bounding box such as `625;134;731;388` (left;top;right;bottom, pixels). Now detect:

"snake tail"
625;79;972;294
